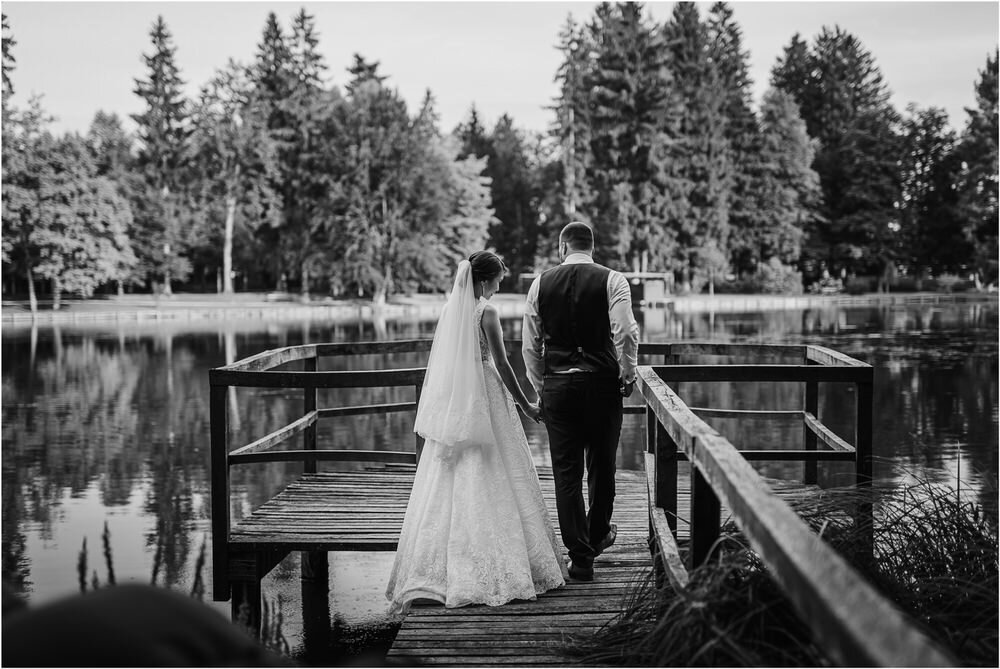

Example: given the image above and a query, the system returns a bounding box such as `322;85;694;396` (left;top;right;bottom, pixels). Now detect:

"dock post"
303;356;317;474
655;422;677;534
301;550;328;583
301;551;331;660
230;555;265;635
690;461;720;568
803;358;819;485
855;373;874;558
209;382;229;601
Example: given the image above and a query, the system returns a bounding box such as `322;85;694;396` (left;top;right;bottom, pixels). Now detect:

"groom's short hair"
560;221;595;251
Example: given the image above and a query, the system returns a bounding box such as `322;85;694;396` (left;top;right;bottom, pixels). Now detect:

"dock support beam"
229;550;287;637
301;551;331;661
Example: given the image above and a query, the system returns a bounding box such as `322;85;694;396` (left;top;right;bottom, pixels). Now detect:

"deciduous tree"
188;60;282;294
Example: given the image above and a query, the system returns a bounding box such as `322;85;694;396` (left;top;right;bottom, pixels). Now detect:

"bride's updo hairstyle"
469;250;507;284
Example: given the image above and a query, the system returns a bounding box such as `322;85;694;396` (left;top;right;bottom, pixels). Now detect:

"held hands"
521;401;543;423
620;379;636;398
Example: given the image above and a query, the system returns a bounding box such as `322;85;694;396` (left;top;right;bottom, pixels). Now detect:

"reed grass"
76;523;290;655
189;534;207;601
101;521;116;586
77;538;88;593
565;470;998;667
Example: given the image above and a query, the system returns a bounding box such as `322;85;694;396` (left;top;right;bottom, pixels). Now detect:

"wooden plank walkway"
386;468;654;666
386;466;819;667
227;461;815;665
230;468;417;551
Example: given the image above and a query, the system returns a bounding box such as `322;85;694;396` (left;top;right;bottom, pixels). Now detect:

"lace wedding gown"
386;298;566;613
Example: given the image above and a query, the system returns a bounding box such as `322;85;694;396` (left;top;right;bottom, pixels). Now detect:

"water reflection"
1;299;996;658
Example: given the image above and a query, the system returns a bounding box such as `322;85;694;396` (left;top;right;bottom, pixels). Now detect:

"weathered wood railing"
637;342;954;666
210;340;435;600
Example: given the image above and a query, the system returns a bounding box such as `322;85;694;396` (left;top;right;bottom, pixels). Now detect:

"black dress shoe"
567;560;594;581
594;523;617;557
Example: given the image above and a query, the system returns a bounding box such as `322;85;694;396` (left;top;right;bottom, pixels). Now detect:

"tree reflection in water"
1;299;996;658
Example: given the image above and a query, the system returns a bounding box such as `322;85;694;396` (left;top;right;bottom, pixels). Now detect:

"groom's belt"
543;369;619;379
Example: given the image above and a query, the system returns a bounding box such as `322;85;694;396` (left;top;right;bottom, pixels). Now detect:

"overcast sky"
4;1;998;137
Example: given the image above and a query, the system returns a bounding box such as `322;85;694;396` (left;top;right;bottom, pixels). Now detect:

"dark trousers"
541;374;623;567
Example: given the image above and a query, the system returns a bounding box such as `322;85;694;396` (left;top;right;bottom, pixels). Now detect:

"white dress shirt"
522;253;640;395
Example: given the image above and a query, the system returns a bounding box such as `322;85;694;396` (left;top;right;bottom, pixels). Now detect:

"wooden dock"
212;340;955;667
387;467;652;666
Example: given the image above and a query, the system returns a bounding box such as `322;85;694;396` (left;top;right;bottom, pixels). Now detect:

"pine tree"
756;87;821;268
585;2;677;270
283;8;332;295
131;15;193;294
249;12;296;288
708;2;767;277
455;105;492;159
252;12;295;125
2;13;15;116
289;8;326;88
87;112;134;180
391;90;454;293
345;54;387;93
898;105;965;275
551;15;593;228
485;114;540;281
772;26;903;282
956;49;998;286
663;1;730;291
770;33;810;109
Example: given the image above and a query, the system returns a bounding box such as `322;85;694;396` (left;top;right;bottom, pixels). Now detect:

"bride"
386;251;566;613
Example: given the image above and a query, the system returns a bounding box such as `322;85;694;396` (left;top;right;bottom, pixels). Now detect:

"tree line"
2;3;997;311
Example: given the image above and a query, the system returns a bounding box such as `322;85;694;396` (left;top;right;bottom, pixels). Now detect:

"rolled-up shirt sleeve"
522;276;545;396
608;271;639;383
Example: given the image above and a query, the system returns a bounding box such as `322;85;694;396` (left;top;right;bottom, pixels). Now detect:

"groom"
523;221;639;581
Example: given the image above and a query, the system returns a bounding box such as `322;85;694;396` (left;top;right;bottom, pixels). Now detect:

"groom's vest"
537;262;619;378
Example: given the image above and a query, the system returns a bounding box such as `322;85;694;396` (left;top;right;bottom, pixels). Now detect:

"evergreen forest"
2;3;997;310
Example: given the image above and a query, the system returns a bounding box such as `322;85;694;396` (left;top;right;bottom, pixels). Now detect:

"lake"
2;296;996;662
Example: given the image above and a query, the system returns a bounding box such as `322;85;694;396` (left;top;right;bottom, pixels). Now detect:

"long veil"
413;260;494;453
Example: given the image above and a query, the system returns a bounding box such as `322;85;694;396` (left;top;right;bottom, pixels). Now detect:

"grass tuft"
565;469;998;667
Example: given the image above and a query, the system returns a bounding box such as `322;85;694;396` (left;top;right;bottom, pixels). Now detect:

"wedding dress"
385;263;566;614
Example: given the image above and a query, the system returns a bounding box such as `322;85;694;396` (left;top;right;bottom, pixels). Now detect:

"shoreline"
1;291;994;327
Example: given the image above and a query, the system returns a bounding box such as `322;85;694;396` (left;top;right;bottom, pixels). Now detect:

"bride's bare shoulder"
480;302;500;326
483;302;500;322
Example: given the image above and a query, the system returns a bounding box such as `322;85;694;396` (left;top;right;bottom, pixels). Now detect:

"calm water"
2;298;997;661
